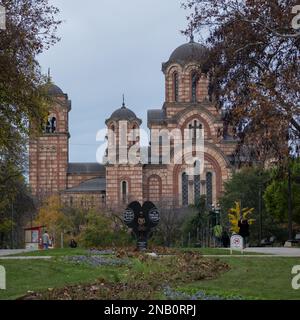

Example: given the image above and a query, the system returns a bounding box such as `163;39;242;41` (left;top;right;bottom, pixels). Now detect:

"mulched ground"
20;249;229;300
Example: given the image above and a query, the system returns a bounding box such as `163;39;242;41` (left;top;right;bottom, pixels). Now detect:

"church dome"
106;103;142;124
162;37;209;72
47;83;64;96
169;41;207;63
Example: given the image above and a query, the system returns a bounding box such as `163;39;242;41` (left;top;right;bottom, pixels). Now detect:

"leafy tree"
0;1;62;247
59;206;88;238
35;195;64;244
0;219;13;239
228;201;255;234
0;160;34;248
0;159;24;210
0;0;61;165
35;197;133;248
181;195;209;245
150;197;190;247
219;167;283;243
183;0;300;162
220;167;269;215
80;210;132;248
264;159;300;224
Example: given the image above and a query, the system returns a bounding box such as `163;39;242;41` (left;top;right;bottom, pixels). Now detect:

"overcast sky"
38;0;193;163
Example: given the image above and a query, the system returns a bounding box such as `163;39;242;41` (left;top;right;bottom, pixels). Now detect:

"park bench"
284;234;300;247
290;233;300;245
261;236;276;247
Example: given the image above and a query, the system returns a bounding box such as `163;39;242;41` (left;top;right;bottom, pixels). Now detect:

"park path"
0;249;35;256
0;256;51;260
0;249;51;260
244;247;300;257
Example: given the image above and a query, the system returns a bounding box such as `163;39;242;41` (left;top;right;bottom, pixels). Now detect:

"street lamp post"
258;182;262;244
215;204;221;225
11;201;14;249
288;166;293;240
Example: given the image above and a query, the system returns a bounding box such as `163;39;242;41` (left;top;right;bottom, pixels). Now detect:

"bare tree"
153;197;192;247
182;0;300;163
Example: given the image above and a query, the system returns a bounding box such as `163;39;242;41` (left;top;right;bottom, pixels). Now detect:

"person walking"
238;219;250;248
42;231;50;250
69;239;77;248
221;231;230;248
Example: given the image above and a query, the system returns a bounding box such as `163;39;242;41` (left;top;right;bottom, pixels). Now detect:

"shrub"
79;210;133;248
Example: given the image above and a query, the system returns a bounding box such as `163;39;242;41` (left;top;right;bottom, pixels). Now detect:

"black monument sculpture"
123;201;160;250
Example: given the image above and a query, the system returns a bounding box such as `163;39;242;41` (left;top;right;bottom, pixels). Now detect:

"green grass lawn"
182;247;258;255
179;256;300;300
10;247;255;257
10;248;89;257
0;258;124;300
0;248;299;300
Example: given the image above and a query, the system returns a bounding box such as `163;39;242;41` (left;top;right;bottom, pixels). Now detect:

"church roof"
169;41;207;63
65;177;106;193
106;104;142;125
162;38;209;72
47;83;64;96
147;109;166;125
67;163;106;175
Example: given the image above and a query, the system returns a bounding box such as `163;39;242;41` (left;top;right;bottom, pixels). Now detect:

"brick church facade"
29;39;237;210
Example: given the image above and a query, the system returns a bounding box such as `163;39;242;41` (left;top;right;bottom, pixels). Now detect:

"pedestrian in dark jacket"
238;219;250;248
221;231;230;248
69;239;77;248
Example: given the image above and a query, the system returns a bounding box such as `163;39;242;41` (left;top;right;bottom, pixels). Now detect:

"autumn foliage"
228;201;255;234
183;0;300;163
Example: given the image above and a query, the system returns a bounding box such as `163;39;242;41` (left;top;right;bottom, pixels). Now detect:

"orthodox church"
29;38;237;210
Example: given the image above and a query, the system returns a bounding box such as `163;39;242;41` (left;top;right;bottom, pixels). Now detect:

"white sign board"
0;5;6;30
0;265;6;290
230;235;244;254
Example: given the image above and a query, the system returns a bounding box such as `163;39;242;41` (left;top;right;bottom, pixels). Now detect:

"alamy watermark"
0;265;6;290
292;5;300;30
0;5;6;30
292;265;300;290
96;123;205;176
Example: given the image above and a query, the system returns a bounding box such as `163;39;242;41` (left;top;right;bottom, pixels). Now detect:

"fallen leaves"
20;248;229;300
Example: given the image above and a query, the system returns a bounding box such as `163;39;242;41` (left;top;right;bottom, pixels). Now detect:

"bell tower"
104;98;143;209
29;81;71;198
161;36;210;118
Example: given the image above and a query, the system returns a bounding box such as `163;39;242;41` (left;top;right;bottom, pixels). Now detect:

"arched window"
182;172;189;206
45;114;57;133
121;181;128;204
188;119;203;139
173;72;179;102
148;175;161;203
191;72;198;103
101;193;106;204
107;124;116;161
206;172;213;208
194;161;201;203
90;196;95;208
132;124;139;142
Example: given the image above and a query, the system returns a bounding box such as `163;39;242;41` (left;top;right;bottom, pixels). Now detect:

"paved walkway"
0;256;52;261
0;249;36;257
0;256;51;260
244;247;300;257
0;249;52;260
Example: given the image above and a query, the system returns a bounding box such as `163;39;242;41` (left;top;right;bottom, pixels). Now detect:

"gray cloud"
39;0;191;162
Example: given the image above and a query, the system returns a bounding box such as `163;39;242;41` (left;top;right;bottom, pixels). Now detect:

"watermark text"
0;5;6;30
0;265;6;290
291;265;300;290
292;5;300;30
